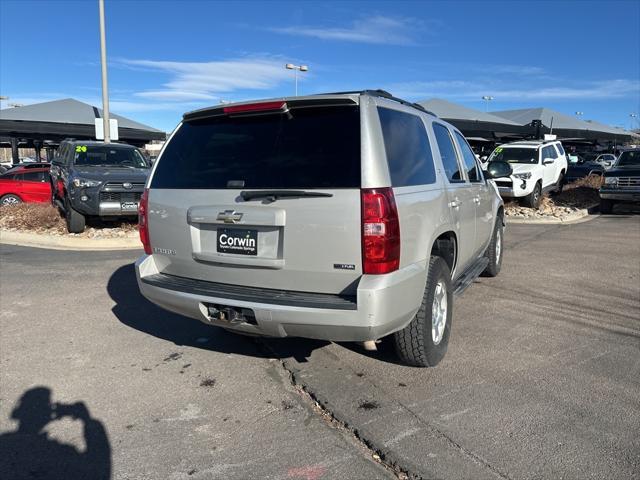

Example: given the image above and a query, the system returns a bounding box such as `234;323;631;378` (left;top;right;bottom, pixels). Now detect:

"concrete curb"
506;204;599;225
0;230;142;251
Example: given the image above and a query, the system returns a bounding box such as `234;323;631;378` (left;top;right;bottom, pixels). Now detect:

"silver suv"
135;90;512;367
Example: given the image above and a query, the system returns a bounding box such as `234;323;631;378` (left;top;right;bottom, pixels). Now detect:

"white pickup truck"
487;140;568;208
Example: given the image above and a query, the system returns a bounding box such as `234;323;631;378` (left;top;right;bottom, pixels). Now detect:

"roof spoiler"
182;90;436;122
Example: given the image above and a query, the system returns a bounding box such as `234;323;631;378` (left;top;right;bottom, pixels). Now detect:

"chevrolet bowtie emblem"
217;210;243;224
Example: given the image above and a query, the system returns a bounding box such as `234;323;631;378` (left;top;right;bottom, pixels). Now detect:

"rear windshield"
489;147;538;164
151;106;361;189
74;146;148;168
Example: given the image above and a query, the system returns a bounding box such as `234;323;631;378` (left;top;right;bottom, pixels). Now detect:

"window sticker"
75;145;88;153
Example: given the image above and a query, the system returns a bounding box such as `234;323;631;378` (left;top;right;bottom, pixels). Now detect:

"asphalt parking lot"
1;213;639;480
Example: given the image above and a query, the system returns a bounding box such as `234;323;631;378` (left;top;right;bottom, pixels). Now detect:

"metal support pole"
98;0;111;143
10;137;19;164
294;71;298;96
33;140;42;162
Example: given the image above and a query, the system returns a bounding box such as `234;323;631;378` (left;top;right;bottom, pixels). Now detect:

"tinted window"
73;145;148;168
152;106;361;189
57;144;69;165
377;107;435;187
543;145;557;160
22;171;46;182
555;143;565;155
433;123;463;182
454;131;481;182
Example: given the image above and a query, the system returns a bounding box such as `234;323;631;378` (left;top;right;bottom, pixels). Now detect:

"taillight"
139;188;151;254
361;188;400;274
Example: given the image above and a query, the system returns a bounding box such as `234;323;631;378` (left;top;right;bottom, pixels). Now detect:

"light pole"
285;63;308;96
630;113;638;131
0;96;7;110
575;111;584;119
98;0;111;143
482;95;494;112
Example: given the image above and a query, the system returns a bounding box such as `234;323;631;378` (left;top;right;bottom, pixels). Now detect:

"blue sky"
1;0;639;132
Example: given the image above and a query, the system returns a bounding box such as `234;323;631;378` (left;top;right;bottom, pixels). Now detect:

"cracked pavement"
1;213;639;479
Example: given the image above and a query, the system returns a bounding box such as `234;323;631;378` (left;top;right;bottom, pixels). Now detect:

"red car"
0;164;51;206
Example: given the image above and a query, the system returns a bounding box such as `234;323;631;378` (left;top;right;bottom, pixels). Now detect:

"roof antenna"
549;116;554;135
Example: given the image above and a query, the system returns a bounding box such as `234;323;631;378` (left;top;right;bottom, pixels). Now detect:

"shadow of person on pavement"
0;387;111;480
107;263;327;363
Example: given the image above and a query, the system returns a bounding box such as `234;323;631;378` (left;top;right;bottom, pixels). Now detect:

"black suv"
50;140;150;232
599;148;640;213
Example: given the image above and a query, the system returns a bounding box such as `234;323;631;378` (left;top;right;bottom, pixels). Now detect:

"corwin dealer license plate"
121;202;139;211
217;228;258;256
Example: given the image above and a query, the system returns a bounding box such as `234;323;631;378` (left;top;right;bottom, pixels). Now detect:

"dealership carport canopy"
416;98;528;140
490;107;633;142
0;98;165;163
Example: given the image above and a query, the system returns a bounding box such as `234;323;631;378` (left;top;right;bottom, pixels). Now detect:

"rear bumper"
599;188;640;202
135;254;426;342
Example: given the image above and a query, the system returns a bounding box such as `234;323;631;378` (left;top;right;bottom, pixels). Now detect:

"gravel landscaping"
505;175;602;221
0;204;138;238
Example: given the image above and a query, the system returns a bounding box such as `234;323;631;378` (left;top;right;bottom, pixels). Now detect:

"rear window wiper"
240;190;334;201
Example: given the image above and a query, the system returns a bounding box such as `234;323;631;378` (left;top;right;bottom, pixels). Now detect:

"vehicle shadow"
106;263;328;363
0;387;111;480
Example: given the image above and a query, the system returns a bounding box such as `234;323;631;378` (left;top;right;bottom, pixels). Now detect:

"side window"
22;171;45;182
56;144;66;163
545;145;558;159
56;144;66;165
10;174;23;181
555;143;565;156
433;123;463;182
540;146;549;161
454;131;481;182
377;107;436;187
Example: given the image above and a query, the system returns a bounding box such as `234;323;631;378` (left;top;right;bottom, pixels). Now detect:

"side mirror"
485;161;512;179
543;158;555;165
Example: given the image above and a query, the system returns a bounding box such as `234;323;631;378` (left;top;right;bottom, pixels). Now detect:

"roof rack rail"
316;89;437;117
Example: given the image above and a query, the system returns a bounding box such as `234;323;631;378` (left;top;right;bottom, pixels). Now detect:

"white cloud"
134;90;217;101
120;57;292;101
270;16;427;45
388;79;640;102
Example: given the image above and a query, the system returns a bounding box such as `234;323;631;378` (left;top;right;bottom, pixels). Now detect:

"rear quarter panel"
363;98;458;272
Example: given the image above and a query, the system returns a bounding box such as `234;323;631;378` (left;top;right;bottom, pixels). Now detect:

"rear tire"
394;256;453;367
482;218;503;277
65;198;86;233
1;194;22;206
599;198;614;214
522;182;542;209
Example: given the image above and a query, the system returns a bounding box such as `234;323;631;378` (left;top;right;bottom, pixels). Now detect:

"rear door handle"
448;198;460;209
473;196;481;204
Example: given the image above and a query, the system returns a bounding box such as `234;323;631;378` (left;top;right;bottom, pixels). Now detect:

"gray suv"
136;90;512;367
